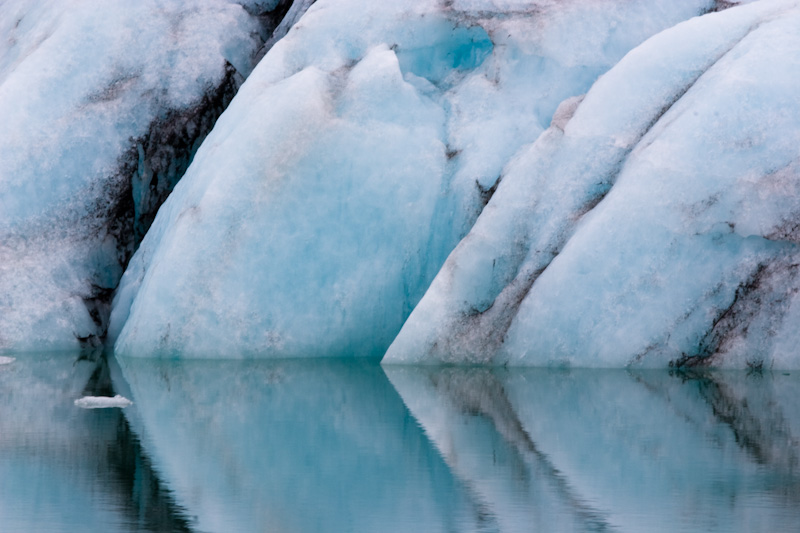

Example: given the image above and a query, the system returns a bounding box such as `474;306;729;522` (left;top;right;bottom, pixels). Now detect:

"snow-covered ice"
110;0;715;358
0;0;288;353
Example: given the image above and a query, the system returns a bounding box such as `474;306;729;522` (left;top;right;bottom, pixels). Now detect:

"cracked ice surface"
384;0;800;368
111;0;714;358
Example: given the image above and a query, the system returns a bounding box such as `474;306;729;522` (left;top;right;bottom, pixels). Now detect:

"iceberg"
110;0;715;358
0;0;300;353
385;0;800;368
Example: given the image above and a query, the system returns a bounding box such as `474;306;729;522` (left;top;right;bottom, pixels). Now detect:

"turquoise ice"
385;0;800;368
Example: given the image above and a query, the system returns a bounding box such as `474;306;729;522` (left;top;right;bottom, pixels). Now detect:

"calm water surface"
1;353;799;532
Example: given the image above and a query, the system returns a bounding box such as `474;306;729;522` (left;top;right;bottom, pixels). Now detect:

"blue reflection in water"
0;352;190;533
386;367;800;533
1;354;799;532
115;357;476;533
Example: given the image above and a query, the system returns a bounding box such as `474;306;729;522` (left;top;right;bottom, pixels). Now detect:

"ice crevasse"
110;0;722;359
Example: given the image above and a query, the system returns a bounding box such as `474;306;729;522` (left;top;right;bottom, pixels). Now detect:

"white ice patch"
74;395;133;409
0;356;15;365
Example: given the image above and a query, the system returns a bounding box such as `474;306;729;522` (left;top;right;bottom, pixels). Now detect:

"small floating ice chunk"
74;395;133;409
0;357;15;365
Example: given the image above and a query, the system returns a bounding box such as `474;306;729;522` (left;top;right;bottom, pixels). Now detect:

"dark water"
1;353;799;532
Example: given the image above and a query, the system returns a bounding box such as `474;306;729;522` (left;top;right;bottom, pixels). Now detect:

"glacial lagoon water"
1;353;799;532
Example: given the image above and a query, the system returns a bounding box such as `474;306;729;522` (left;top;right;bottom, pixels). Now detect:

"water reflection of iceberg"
115;357;480;533
0;353;190;532
386;366;800;533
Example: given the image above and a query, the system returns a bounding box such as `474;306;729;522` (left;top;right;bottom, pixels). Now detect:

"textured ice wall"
0;0;296;353
385;0;800;368
111;0;714;358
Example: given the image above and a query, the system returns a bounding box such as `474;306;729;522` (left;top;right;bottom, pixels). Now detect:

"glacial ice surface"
111;0;715;358
0;0;284;352
384;0;800;368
